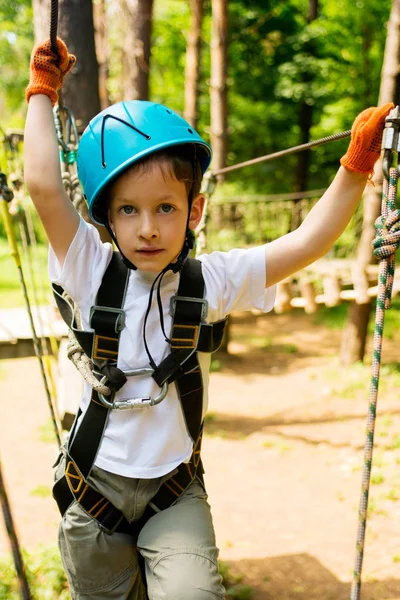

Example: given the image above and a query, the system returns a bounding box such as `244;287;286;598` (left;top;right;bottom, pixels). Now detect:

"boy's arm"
265;104;393;288
24;39;80;266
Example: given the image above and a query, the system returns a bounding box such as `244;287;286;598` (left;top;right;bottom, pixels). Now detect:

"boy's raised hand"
26;38;76;106
340;103;394;176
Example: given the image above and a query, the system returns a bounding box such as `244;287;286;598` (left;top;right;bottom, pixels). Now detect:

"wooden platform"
0;306;82;429
275;259;400;313
0;305;67;360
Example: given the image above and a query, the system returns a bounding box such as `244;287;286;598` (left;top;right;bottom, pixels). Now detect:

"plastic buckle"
89;306;125;334
170;296;208;320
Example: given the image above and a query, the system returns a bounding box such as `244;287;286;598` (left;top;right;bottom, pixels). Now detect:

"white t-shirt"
49;218;276;478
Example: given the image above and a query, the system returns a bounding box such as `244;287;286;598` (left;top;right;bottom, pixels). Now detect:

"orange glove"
340;103;394;176
26;38;76;106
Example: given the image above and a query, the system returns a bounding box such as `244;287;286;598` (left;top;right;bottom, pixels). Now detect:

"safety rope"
0;173;62;448
50;0;59;55
16;204;59;405
62;291;112;395
23;204;59;358
350;110;400;599
2;130;60;407
0;456;32;599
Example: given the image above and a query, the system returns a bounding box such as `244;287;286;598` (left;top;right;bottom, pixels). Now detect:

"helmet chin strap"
103;222;138;270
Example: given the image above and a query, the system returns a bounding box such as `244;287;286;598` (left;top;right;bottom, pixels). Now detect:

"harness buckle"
89;305;125;333
170;296;208;320
97;367;168;410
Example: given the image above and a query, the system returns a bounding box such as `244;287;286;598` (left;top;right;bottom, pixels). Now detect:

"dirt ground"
0;309;399;599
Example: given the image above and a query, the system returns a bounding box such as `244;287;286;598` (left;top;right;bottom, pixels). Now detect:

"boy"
24;39;392;600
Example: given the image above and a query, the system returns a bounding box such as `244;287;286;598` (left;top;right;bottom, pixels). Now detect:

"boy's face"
108;162;205;272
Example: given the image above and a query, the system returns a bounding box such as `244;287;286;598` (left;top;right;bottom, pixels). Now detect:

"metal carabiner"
62;105;79;150
55;105;79;166
53;104;69;155
97;367;169;410
382;106;400;179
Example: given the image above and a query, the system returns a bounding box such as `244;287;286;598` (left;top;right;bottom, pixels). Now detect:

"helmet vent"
188;128;193;134
100;114;151;168
166;109;172;114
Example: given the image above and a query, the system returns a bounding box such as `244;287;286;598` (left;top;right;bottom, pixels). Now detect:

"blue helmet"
77;100;212;224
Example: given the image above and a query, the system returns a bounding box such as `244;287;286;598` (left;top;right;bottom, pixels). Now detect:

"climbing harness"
52;253;227;536
32;5;400;597
0;457;32;599
350;107;400;600
0;170;62;448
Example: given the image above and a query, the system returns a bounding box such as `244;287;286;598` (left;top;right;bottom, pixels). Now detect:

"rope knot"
372;208;400;260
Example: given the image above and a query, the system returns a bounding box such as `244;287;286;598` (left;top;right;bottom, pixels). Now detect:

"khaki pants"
55;456;225;599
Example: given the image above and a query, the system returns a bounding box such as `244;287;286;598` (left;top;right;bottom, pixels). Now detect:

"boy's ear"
188;194;206;230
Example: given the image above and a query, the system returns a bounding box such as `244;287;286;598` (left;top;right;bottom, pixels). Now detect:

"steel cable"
210;130;351;177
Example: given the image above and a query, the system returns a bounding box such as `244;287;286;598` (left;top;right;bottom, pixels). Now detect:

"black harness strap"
60;253;129;479
52;255;226;537
53;428;204;536
169;259;205;442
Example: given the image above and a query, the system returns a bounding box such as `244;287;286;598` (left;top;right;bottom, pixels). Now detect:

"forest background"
1;3;400;598
0;0;398;363
0;0;393;194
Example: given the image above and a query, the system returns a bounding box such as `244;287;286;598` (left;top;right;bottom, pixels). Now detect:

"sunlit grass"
321;359;400;400
30;485;52;498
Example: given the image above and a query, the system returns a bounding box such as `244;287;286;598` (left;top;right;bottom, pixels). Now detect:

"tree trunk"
32;0;49;42
291;0;319;230
32;0;101;130
210;0;228;178
93;0;110;110
340;0;400;364
184;0;204;129
120;0;154;101
58;0;101;129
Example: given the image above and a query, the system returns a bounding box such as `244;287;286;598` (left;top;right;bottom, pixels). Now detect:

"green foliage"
314;296;400;341
0;236;50;309
219;561;254;599
0;0;395;267
151;0;192;114
0;546;70;599
0;0;33;125
0;547;251;599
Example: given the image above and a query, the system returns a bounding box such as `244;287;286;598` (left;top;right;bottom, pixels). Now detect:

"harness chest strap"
52;254;227;532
